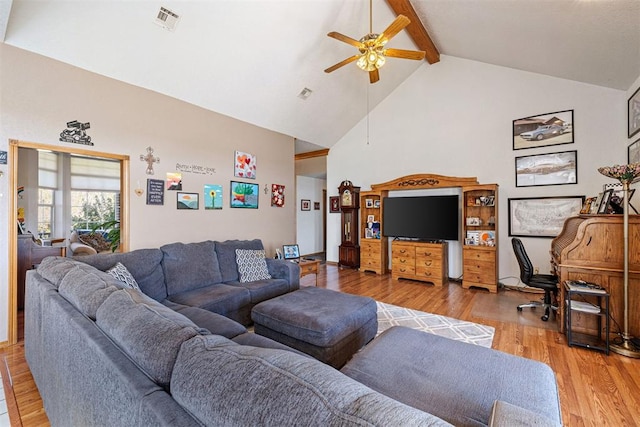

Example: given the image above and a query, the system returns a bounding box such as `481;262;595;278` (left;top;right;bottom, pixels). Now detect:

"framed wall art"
515;150;577;187
234;151;256;179
330;196;340;213
513;109;573;150
230;181;259;208
314;202;320;210
204;184;223;210
177;192;199;210
271;184;285;207
628;138;640;164
301;199;311;211
628;86;640;138
508;196;584;238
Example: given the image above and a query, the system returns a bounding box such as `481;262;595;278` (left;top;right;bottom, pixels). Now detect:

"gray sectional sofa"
74;239;299;325
24;239;562;426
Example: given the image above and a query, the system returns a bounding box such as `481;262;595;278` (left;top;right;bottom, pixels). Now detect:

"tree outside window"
71;191;117;232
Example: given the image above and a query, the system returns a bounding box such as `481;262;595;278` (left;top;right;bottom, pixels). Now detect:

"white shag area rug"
376;302;495;348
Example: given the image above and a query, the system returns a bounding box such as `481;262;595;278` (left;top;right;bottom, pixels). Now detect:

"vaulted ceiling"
2;0;639;150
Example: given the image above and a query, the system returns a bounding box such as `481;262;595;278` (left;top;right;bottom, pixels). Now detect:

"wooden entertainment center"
359;174;499;292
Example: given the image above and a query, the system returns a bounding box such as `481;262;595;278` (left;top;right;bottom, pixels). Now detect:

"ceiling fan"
324;0;426;84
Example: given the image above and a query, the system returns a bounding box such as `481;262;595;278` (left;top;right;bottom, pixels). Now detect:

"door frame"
7;139;130;345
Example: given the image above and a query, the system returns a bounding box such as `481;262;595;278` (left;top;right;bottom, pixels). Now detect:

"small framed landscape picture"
177;192;199;210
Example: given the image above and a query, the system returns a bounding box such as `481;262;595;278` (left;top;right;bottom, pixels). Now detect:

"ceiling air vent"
298;88;313;100
154;7;180;31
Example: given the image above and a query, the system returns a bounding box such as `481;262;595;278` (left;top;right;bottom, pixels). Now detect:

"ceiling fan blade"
324;55;360;73
375;15;410;45
369;69;380;84
327;32;365;49
384;48;426;61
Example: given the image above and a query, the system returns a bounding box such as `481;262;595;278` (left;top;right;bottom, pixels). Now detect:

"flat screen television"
382;195;459;241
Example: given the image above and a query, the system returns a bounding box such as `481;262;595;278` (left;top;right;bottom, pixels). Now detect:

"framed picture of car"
513;109;574;150
515;150;577;187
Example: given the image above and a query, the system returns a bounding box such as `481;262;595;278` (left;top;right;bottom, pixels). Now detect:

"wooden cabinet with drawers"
391;240;448;286
462;246;498;292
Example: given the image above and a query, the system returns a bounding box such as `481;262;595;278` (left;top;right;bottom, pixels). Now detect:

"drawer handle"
424;252;432;256
423;272;432;276
400;249;407;254
423;261;432;266
400;268;406;272
400;259;406;264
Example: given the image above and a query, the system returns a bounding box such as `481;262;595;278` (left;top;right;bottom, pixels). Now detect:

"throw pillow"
106;262;141;290
235;249;272;283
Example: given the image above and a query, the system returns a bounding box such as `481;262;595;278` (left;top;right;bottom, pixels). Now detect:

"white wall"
0;44;296;344
328;55;629;285
296;175;325;255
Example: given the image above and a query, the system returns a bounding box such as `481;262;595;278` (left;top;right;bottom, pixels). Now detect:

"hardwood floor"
2;263;639;426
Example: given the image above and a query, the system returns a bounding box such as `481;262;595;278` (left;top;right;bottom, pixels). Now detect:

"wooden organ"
551;215;640;336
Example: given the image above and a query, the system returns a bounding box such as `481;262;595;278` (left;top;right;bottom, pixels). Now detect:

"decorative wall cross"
140;146;160;175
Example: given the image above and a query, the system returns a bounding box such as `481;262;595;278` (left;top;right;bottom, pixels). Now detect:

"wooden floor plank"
1;263;639;426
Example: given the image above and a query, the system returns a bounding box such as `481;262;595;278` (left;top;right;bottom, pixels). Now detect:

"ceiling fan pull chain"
369;0;373;34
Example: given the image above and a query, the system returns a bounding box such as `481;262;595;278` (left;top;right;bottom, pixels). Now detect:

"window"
37;188;54;238
37;151;58;238
70;155;120;232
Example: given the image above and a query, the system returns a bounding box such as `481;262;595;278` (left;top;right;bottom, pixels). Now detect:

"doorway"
7;139;130;345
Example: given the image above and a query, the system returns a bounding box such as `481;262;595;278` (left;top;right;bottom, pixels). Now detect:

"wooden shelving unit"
462;184;499;293
359;190;388;274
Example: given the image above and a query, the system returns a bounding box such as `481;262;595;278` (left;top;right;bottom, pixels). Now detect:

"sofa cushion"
168;284;251;317
161;241;222;295
171;334;451;427
235;249;271;282
58;265;123;319
226;278;291;304
214;239;264;282
36;257;81;288
74;249;167;301
96;289;208;388
106;262;141;290
341;326;562;427
164;301;247;339
489;401;562;427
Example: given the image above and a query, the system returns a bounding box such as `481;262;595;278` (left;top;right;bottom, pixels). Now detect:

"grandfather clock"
338;180;360;268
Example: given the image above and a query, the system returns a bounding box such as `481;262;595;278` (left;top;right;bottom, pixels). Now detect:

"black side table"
564;281;610;355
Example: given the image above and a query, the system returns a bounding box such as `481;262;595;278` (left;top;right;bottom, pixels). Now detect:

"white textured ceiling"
2;0;639;151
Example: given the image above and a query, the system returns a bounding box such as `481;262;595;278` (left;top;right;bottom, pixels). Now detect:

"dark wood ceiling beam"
385;0;440;64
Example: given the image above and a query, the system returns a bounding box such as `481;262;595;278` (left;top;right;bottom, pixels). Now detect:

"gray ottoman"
251;287;377;368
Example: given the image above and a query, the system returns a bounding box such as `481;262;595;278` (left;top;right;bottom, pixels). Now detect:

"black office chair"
512;238;559;321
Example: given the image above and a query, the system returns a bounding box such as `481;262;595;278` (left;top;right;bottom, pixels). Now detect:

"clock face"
342;189;352;206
